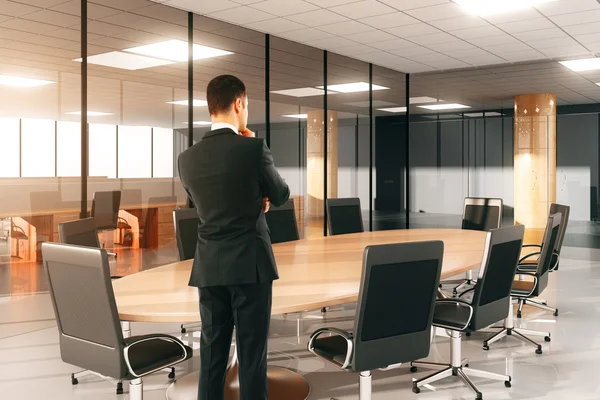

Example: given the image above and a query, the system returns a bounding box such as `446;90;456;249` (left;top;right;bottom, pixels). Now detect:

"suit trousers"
197;282;272;400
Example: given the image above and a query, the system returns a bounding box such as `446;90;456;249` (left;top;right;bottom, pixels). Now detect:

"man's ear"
233;97;243;114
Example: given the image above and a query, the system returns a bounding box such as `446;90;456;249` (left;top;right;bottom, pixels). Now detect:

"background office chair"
482;213;561;354
91;191;123;247
10;220;28;259
59;218;118;260
326;198;365;236
517;203;570;317
442;197;503;295
412;225;524;399
308;241;443;400
42;242;192;400
265;199;300;244
173;208;201;335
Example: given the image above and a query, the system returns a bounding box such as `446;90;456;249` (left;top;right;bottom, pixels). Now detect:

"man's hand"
263;197;270;213
240;128;256;138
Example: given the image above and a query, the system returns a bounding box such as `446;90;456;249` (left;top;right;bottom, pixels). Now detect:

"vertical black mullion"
483;112;487;170
436;114;441;170
369;63;373;232
501;110;504;169
265;34;271;148
355;114;359;194
598;113;600;194
187;12;193;208
467;119;471;197
323;50;328;237
405;73;410;229
80;0;88;219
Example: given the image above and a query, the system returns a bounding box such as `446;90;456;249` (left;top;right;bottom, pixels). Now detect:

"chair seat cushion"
432;302;472;332
511;280;535;296
311;335;349;367
124;335;193;377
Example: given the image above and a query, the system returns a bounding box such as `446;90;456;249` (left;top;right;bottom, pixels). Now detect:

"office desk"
112;229;486;400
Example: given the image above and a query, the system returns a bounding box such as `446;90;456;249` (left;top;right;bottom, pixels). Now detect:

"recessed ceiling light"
418;103;471;110
378;107;407;113
183;121;212;126
452;0;558;16
0;75;54;87
74;51;174;70
560;58;600;72
271;87;326;97
464;112;503;117
125;40;233;62
65;111;115;116
410;96;438;104
168;99;208;107
282;114;308;119
317;82;389;93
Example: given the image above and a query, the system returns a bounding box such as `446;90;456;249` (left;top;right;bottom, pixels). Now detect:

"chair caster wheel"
410;366;417;373
516;312;522;319
465;331;471;337
71;374;78;385
321;307;327;313
181;328;187;334
544;336;551;342
168;368;175;379
116;382;123;395
536;347;543;355
412;386;421;394
476;394;482;400
554;310;559;317
505;381;512;388
464;364;469;367
483;345;489;351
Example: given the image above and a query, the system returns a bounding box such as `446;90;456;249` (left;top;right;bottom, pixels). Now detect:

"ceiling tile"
14;0;68;6
512;28;568;42
452;25;505;40
286;9;348;27
404;2;466;21
250;0;319;17
0;18;62;34
378;0;451;11
0;26;35;41
467;34;520;47
385;23;441;38
573;33;600;46
389;46;436;57
409;32;458;46
500;50;547;62
460;54;507;66
333;43;378;56
22;10;81;28
231;0;265;4
483;7;543;24
549;9;600;26
245;17;306;34
345;29;397;44
304;0;363;7
368;38;415;50
535;0;600;16
279;27;333;42
166;0;238;14
498;18;555;34
358;12;419;29
426;39;474;52
318;20;373;35
0;1;38;17
563;22;600;36
208;6;274;24
441;47;493;58
541;44;592;58
302;35;356;49
328;0;396;19
527;36;580;50
429;15;488;31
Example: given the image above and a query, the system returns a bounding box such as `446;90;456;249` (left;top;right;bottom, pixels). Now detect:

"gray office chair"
442;197;503;295
411;225;524;399
58;217;118;261
91;190;121;232
308;241;443;400
516;203;570;317
482;213;561;354
327;198;364;236
173;208;201;335
265;199;300;244
42;242;192;400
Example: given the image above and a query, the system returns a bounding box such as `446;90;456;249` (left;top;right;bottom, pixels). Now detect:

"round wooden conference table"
112;229;487;399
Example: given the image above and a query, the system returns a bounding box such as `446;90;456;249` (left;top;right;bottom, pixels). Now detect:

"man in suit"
178;75;290;400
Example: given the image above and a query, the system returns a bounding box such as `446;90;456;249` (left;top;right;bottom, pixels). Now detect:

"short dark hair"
206;75;247;116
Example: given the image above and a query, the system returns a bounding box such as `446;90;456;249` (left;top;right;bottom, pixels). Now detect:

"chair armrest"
550;251;560;272
434;299;474;331
107;252;117;259
512;273;538;297
123;334;188;378
519;252;540;265
522;244;542;249
308;328;353;369
457;287;475;299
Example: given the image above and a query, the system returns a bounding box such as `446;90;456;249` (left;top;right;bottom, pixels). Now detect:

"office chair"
173;208;201;335
10;220;28;259
441;197;503;295
58;218;118;261
91;190;122;234
265;199;300;244
308;241;443;400
481;213;561;354
516;203;570;317
411;225;524;399
42;242;192;400
326;198;364;236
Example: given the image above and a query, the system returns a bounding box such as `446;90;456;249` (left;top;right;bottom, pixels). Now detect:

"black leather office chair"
42;243;192;400
58;218;118;261
265;199;300;244
442;197;503;295
326;198;364;236
91;191;121;232
173;208;201;335
516;203;570;317
411;225;524;399
308;241;443;399
482;213;561;354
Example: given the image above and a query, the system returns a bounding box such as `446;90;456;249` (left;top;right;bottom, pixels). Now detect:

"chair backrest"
327;198;364;236
265;199;300;244
351;241;443;372
58;218;101;249
462;197;503;231
91;191;121;231
469;225;525;330
173;208;199;261
534;213;562;294
42;242;125;378
549;203;570;254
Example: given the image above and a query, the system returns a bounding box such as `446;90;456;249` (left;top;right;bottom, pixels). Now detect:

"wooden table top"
113;229;487;323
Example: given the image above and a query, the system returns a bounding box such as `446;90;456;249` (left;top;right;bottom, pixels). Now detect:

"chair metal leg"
511;330;544;354
180;322;201;334
359;371;371;400
457;369;483;400
413;366;453;388
129;378;143;400
525;300;559;316
463;367;511;383
517;299;525;318
515;328;551;339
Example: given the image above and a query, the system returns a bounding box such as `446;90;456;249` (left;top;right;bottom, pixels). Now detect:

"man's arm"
258;139;290;207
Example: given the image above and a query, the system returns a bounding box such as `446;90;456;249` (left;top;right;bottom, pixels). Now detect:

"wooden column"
307;110;338;218
514;94;556;243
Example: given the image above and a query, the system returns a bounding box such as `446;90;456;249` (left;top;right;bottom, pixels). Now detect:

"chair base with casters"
180;322;201;334
70;367;176;394
411;315;511;400
483;297;550;355
440;270;476;296
517;298;558;318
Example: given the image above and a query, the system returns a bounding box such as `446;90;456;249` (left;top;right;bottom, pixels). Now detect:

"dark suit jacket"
178;128;290;288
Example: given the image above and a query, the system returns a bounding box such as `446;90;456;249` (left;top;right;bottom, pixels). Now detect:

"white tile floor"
1;247;599;399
